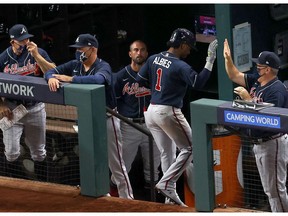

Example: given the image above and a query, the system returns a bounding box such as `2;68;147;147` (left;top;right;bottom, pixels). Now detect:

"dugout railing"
0;73;109;197
0;73;158;201
190;98;288;212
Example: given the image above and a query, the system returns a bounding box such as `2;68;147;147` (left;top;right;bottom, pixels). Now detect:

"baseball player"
136;28;218;206
224;39;288;212
112;40;161;195
0;24;56;180
44;33;134;199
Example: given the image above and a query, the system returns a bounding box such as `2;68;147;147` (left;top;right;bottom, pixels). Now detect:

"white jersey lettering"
152;56;171;69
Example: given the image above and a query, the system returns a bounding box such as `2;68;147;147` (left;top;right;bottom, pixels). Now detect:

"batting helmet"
167;28;196;50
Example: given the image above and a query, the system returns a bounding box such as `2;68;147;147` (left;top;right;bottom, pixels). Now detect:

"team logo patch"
21;27;27;34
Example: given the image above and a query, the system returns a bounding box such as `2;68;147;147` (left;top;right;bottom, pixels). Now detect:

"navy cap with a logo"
252;51;281;69
9;24;34;41
69;34;98;48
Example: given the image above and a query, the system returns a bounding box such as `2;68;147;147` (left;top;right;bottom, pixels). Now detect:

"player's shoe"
165;197;176;205
155;186;187;207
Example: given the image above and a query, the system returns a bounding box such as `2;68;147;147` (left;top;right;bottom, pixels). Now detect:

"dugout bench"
45;103;78;134
45;103;80;185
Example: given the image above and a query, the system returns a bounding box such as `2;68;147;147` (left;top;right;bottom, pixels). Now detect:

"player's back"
139;51;194;108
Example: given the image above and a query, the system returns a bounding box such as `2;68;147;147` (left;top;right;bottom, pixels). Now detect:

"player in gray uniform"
113;40;161;195
136;28;218;206
224;39;288;212
0;24;56;180
45;33;133;199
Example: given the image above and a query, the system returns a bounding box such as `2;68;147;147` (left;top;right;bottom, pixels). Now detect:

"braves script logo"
250;86;263;103
3;60;41;76
122;82;151;97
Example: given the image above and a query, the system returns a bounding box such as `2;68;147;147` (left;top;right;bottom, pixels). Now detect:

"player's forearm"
225;56;238;80
34;54;56;73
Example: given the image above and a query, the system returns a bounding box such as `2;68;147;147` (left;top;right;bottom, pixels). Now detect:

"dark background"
1;3;288;207
1;4;288;96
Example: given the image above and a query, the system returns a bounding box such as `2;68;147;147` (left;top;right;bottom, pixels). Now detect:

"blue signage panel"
217;102;288;133
224;110;280;129
0;73;65;105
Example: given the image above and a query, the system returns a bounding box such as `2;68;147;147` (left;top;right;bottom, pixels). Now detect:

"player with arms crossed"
0;24;56;180
136;28;218;206
223;38;288;212
45;33;133;199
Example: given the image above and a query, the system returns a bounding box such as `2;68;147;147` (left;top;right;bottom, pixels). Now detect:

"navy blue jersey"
0;46;53;105
245;74;288;138
0;46;52;76
45;58;116;109
114;65;151;118
136;51;211;108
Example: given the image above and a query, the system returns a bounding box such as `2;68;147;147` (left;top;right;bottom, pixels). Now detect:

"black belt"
127;117;145;124
252;133;284;144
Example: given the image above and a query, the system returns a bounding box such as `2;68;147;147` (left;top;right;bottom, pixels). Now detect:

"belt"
252;133;284;144
127;117;145;124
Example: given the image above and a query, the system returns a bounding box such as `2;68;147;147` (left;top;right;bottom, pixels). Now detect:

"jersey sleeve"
72;61;111;85
179;63;211;89
72;73;105;84
192;67;212;89
44;61;76;80
136;58;151;88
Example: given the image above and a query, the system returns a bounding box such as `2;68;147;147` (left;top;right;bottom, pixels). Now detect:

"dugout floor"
0;180;262;213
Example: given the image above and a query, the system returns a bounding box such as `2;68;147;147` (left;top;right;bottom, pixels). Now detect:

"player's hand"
223;38;233;63
234;86;252;101
26;41;39;57
48;77;61;92
0;103;13;120
52;74;73;82
206;39;218;64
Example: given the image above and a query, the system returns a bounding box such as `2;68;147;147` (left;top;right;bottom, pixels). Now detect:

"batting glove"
205;39;218;71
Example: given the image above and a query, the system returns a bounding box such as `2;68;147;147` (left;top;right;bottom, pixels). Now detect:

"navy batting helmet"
167;28;196;50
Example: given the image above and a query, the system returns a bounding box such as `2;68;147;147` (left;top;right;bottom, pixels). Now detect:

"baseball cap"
69;34;98;48
251;51;280;69
9;24;34;41
167;28;197;50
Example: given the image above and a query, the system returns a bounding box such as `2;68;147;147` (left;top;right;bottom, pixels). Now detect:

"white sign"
233;22;252;72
